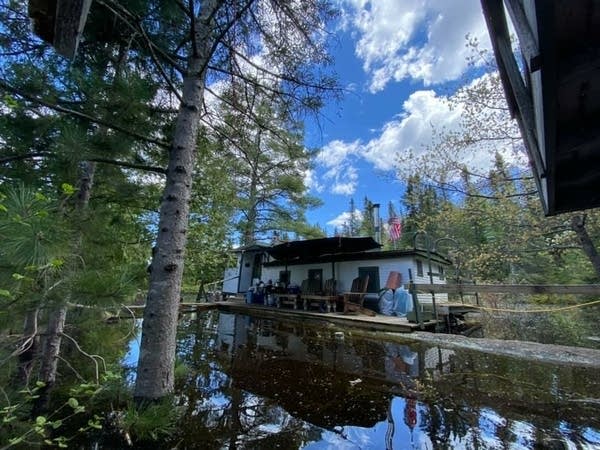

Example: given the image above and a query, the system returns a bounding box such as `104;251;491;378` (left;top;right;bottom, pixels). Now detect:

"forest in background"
0;0;599;447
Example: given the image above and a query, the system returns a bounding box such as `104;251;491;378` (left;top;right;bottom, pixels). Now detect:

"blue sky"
302;0;494;234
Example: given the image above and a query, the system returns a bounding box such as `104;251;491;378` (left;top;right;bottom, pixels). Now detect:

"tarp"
266;236;381;261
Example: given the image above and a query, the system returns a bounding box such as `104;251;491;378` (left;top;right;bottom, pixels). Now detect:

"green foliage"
0;380;106;449
482;309;594;347
121;399;180;441
392;39;600;285
218;83;323;245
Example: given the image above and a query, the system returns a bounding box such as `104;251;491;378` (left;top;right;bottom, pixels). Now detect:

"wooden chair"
301;278;337;312
276;281;302;309
342;275;375;316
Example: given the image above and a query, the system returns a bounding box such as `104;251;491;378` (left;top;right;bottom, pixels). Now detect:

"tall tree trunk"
16;308;39;385
34;39;128;401
35;159;97;409
33;307;67;414
76;160;97;208
242;131;262;245
134;2;218;402
37;307;67;384
570;214;600;278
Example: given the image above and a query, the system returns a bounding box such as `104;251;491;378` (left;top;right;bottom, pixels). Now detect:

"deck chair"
342;275;375;316
301;278;337;312
276;281;302;309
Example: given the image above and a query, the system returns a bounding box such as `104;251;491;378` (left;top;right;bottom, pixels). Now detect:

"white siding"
222;263;240;294
263;255;449;304
262;263;334;288
410;257;449;304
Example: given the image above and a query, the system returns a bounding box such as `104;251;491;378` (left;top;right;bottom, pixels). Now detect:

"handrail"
410;283;600;295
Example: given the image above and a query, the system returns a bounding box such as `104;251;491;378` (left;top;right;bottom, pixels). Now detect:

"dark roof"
266;236;381;261
231;243;272;253
28;0;92;59
264;247;452;267
482;1;600;215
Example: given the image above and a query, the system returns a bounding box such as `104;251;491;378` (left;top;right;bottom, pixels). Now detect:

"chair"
342;275;375;316
301;278;337;312
276;282;302;309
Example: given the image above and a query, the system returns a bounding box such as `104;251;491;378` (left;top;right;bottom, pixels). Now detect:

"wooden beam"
53;0;92;58
534;1;558;215
481;0;550;214
504;0;541;72
411;283;600;295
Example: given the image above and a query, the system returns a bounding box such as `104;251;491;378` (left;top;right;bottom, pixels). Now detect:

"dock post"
408;269;423;329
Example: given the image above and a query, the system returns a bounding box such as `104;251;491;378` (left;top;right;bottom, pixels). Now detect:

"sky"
302;0;495;234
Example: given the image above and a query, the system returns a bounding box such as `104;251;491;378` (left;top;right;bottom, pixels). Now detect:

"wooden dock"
176;298;454;334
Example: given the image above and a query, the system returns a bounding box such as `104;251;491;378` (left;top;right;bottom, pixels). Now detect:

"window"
358;266;380;293
416;260;423;277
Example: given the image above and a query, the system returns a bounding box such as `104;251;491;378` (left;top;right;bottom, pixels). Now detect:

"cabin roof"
482;0;600;215
28;0;92;59
266;236;381;261
263;247;452;267
231;243;272;253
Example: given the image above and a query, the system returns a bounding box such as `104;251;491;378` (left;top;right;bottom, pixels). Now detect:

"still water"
130;310;600;449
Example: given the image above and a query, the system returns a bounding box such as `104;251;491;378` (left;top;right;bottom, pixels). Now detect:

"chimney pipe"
372;203;381;243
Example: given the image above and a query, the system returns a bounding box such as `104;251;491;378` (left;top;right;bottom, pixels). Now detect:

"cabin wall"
223;250;268;294
261;263;334;288
262;256;449;305
409;257;449;304
337;258;448;304
238;252;255;292
222;253;241;294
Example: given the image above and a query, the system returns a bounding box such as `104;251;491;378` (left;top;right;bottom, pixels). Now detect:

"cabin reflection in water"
214;312;430;435
174;312;600;449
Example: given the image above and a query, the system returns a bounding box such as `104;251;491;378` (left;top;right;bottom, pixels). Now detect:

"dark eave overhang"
263;248;452;267
481;0;600;215
28;0;92;59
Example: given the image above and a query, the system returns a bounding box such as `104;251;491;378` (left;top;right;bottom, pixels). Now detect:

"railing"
183;276;240;303
407;281;600;330
410;283;600;295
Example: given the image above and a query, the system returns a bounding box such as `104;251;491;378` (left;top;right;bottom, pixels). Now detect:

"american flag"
388;217;402;241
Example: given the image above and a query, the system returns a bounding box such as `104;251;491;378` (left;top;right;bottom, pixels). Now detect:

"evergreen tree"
217;82;323;245
358;196;376;239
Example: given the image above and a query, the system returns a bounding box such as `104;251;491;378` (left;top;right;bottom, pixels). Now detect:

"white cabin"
223;237;451;307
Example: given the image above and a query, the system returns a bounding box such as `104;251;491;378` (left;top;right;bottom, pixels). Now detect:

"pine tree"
217;82;323;245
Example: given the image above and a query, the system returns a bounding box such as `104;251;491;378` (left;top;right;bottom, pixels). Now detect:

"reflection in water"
168;311;600;449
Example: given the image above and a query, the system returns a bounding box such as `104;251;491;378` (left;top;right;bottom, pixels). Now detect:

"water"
132;310;600;449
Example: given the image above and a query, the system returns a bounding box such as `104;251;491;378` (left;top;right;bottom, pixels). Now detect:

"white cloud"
325;164;359;195
343;0;490;91
362;90;461;170
317;139;361;167
313;75;527;191
326;209;363;228
316;140;361;195
303;168;324;193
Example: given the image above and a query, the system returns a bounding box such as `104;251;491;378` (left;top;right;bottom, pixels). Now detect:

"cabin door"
239;251;264;292
308;269;323;291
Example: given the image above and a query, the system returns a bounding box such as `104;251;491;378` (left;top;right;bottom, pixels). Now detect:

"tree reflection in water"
167;311;600;449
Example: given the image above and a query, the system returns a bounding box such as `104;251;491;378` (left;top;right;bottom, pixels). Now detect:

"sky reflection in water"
126;311;600;449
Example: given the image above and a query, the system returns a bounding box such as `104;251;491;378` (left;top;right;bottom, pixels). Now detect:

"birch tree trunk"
134;2;217;402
